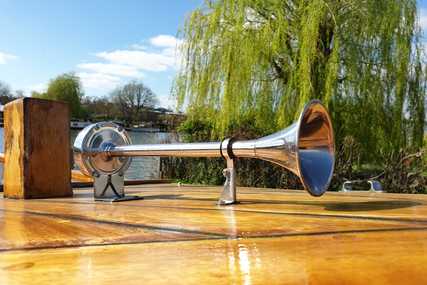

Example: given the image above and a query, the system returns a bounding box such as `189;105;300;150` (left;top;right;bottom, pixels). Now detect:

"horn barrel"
73;100;335;196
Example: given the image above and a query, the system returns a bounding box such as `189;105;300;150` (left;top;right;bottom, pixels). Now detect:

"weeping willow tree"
174;0;426;165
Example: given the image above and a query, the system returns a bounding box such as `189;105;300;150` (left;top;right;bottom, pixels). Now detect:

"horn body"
74;100;335;196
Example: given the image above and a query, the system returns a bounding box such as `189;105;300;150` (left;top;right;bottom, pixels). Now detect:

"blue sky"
0;0;201;108
0;0;426;109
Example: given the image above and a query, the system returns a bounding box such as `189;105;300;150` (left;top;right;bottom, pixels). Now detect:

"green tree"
80;96;120;121
0;81;13;105
0;81;23;104
31;91;46;98
0;81;11;98
110;81;158;124
34;73;83;118
175;0;426;165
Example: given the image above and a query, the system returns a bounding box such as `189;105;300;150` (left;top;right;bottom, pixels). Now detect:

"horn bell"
231;100;335;196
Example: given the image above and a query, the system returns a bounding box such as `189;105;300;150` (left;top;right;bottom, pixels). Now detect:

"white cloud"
77;72;121;91
149;34;182;48
0;52;18;64
77;34;183;97
130;44;147;50
96;49;177;72
77;63;143;78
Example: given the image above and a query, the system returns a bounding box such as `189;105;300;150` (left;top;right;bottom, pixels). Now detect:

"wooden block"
3;98;72;199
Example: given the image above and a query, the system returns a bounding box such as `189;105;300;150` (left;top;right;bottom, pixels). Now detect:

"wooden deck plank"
1;188;425;248
0;207;216;251
120;185;427;221
1;230;427;285
1;184;427;284
57;185;427;219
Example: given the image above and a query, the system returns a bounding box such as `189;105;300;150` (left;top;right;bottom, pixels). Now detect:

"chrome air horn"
73;100;335;203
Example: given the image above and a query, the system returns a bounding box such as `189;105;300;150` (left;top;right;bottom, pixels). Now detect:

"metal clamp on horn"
73;100;335;204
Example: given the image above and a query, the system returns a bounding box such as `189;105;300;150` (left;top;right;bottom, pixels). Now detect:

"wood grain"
3;99;24;198
1;185;427;284
3;98;72;199
1;230;426;285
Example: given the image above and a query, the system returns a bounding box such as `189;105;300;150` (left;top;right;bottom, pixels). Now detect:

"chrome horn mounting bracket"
218;138;238;205
73;122;143;202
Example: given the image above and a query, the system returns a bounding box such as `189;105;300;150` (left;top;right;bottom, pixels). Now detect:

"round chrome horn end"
296;100;335;197
73;122;132;176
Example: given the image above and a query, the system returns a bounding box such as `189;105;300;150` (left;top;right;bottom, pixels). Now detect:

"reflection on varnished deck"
1;184;427;284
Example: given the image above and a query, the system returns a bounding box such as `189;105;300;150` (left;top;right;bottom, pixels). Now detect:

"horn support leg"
219;137;238;205
218;158;238;205
94;172;144;202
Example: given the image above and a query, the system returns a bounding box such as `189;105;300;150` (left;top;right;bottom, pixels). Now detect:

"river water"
0;128;179;181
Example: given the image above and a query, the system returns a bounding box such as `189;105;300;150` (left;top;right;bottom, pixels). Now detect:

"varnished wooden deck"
1;184;427;284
